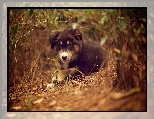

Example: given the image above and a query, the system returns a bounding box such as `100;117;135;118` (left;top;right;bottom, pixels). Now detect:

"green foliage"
50;58;57;62
29;9;34;16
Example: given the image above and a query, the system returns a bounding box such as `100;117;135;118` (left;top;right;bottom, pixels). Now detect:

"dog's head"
49;28;82;63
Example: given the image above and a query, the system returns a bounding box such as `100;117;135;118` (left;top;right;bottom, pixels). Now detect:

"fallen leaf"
55;106;63;111
50;100;57;106
110;87;141;100
33;98;44;104
11;106;22;110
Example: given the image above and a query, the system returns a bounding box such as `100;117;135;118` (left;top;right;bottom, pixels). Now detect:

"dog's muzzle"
62;56;67;60
59;51;72;62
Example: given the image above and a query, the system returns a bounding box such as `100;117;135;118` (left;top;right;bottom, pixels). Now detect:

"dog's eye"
60;41;62;45
66;41;71;45
67;41;70;45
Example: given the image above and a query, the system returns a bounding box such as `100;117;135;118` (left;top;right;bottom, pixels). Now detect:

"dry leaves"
33;98;44;104
110;87;141;100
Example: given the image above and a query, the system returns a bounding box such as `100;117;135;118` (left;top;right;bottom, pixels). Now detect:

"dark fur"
49;28;107;84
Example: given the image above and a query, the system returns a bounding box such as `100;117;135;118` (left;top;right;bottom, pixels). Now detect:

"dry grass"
8;9;146;111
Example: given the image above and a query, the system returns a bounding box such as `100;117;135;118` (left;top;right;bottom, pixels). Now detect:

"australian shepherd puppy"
49;28;107;85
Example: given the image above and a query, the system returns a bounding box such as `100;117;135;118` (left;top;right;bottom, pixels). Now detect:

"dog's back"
69;40;107;75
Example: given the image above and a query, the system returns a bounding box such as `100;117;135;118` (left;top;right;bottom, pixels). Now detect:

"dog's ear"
49;31;60;49
74;29;82;40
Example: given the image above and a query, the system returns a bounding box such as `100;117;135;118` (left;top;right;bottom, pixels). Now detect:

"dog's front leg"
52;70;68;84
52;67;78;85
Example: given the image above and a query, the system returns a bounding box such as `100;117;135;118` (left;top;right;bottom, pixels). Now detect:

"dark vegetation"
8;8;146;111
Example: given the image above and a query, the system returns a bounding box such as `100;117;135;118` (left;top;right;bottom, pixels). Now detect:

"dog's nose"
62;56;67;60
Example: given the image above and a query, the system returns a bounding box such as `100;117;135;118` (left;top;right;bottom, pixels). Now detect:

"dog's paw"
52;76;64;85
46;83;55;88
52;70;68;85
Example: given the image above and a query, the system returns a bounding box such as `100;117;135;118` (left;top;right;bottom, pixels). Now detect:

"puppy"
49;28;107;85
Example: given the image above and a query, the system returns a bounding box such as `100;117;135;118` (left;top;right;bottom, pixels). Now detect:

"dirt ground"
8;27;146;111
